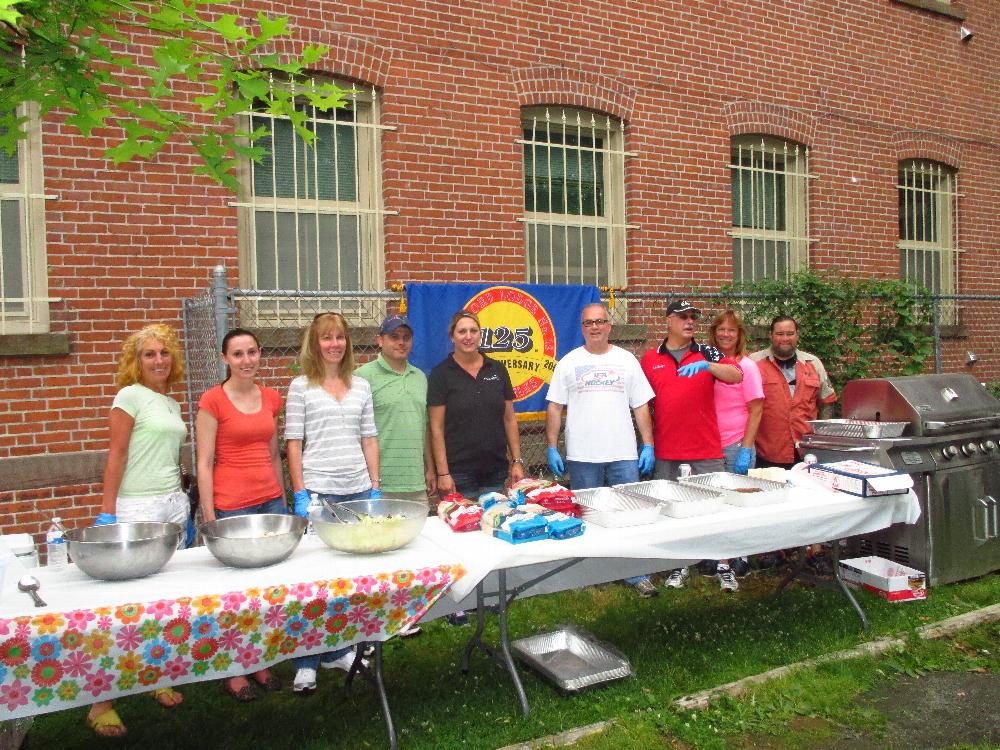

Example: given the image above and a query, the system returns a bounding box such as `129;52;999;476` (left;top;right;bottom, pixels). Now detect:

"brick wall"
2;0;998;544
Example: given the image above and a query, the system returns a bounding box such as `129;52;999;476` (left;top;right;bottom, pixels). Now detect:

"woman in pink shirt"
705;310;765;589
196;328;284;700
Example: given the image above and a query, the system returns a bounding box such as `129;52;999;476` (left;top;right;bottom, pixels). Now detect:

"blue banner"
406;283;602;415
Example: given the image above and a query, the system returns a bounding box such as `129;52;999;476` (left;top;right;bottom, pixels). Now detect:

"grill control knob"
962;442;979;457
941;445;959;460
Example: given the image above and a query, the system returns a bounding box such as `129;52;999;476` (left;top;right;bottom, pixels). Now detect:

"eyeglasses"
581;318;610;327
671;312;699;321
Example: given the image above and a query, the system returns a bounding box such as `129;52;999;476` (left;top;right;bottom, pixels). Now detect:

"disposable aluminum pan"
613;479;726;518
678;472;790;507
512;626;633;693
572;486;661;527
808;419;908;439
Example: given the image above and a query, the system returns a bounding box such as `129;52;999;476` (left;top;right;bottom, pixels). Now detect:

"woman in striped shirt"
286;312;381;694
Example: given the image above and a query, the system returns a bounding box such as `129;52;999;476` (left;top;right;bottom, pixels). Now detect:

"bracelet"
437;472;450;477
510;458;524;465
371;478;381;485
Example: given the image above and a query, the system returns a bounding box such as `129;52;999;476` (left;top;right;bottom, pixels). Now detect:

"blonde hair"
115;324;185;388
708;309;749;358
299;312;355;386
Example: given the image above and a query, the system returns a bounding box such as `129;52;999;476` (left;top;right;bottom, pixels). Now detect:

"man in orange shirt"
750;316;837;469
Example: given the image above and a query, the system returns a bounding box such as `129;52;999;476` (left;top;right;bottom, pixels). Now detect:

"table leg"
773;542;869;632
344;642;397;750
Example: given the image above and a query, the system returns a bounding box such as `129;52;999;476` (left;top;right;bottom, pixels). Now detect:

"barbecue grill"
800;373;1000;585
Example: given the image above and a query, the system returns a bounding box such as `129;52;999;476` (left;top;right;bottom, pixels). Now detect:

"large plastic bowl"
65;522;182;580
311;499;427;554
199;513;306;568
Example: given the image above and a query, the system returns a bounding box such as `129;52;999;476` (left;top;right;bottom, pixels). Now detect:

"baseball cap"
379;314;412;334
665;300;701;317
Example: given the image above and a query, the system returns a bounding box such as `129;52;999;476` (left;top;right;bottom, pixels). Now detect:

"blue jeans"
721;441;756;474
566;459;639;490
567;460;648;586
450;467;507;499
294;488;371;672
214;497;287;519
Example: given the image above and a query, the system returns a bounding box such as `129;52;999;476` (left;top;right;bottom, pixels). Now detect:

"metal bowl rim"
64;522;183;545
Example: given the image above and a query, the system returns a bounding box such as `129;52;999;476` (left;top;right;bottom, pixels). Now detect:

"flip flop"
222;678;258;703
152;687;183;707
87;706;127;738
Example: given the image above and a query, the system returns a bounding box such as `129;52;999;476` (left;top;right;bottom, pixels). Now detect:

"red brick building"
1;0;997;540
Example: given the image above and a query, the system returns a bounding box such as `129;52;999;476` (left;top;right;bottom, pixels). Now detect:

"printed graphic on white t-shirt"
573;364;627;394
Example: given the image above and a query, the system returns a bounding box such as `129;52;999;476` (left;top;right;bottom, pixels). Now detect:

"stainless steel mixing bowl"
65;522;183;580
312;498;427;554
199;513;306;568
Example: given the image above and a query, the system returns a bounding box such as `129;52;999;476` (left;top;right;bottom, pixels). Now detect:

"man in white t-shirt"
545;303;657;596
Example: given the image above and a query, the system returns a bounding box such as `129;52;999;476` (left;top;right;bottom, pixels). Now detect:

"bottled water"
678;464;693;479
45;517;68;569
306;493;322;535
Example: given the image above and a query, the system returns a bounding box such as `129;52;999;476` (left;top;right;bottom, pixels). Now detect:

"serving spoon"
320;498;366;523
18;574;46;607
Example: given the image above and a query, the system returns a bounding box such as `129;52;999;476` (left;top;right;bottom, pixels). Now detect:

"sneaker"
631;577;659;598
730;556;752;578
292;667;317;694
319;652;368;672
664;568;690;589
716;564;739;592
445;611;469;627
398;623;422;638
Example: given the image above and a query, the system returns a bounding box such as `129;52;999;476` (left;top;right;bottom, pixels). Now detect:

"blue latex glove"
370;488;383;499
94;512;117;526
547;447;565;477
678;360;710;378
734;447;754;475
293;489;312;517
638;444;655;475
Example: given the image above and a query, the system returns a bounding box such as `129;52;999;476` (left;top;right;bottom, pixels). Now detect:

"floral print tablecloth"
0;563;465;718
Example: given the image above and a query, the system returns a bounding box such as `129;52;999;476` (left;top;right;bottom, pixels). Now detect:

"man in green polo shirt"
356;314;436;505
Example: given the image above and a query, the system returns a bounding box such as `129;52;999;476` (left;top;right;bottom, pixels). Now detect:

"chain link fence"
181;269;998;480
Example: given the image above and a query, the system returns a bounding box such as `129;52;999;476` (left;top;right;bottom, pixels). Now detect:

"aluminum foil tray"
512;626;633;693
678;472;790;507
808;419;907;439
613;479;726;518
572;487;662;527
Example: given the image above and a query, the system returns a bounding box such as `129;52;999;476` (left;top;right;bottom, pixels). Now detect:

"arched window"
237;76;387;322
730;135;812;282
898;159;959;307
520;107;627;287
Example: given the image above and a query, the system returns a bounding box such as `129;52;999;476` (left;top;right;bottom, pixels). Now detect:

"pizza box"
807;459;913;498
839;555;927;603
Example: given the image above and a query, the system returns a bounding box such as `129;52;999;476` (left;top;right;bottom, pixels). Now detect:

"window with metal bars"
729;135;811;282
0;105;49;334
898;159;958;302
236;78;386;323
520;107;627;287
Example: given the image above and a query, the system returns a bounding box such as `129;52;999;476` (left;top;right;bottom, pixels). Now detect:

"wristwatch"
510;458;524;465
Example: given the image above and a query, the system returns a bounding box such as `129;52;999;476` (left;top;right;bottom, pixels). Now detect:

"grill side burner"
801;374;1000;585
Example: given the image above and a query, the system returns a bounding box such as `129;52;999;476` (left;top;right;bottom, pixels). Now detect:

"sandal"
87;705;127;738
253;670;282;692
152;687;183;708
222;677;257;703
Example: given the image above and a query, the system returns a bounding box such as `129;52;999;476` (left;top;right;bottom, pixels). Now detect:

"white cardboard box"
839;555;927;603
807;460;913;498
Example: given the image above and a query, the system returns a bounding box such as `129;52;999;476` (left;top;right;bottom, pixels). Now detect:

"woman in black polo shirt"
428;309;525;498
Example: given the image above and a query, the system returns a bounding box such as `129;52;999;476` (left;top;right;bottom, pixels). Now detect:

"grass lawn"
27;570;1000;749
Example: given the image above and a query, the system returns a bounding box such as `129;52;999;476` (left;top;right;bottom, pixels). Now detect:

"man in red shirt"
641;300;743;590
750;316;837;469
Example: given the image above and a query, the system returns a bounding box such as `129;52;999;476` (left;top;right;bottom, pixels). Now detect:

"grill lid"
842;374;1000;437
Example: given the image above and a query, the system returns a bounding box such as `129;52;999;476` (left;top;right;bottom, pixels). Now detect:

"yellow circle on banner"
465;287;558;401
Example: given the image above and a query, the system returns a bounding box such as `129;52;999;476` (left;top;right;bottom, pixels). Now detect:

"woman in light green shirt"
89;323;188;737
